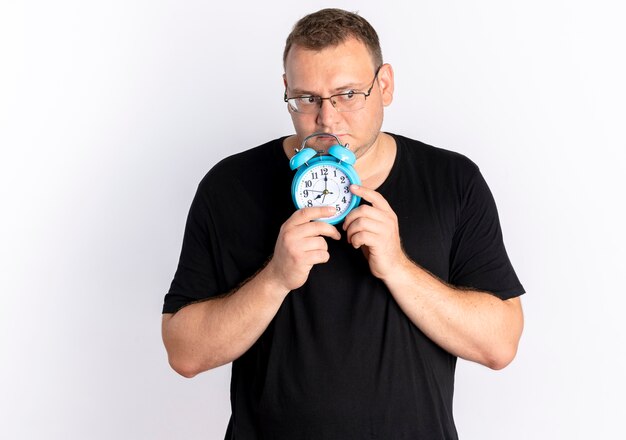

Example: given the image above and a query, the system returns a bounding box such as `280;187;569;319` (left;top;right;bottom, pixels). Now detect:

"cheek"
350;108;383;134
289;113;302;130
290;114;316;135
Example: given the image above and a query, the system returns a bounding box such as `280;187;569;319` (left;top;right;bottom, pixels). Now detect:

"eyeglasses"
284;65;382;114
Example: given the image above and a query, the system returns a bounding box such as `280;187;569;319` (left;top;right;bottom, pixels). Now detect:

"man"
162;8;524;439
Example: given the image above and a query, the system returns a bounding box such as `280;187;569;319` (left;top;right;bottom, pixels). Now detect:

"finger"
294;220;342;241
298;236;329;253
345;217;385;245
348;230;378;249
291;206;339;225
343;204;386;231
349;184;392;210
281;222;340;247
278;236;329;271
303;249;331;265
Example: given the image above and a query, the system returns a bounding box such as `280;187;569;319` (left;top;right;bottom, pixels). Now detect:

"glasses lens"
333;93;366;112
288;97;320;113
287;93;367;113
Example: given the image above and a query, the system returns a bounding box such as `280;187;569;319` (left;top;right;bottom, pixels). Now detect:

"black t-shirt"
163;134;525;439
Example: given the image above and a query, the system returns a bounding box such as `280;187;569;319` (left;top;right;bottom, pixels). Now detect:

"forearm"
162;206;341;378
384;256;524;369
162;265;289;377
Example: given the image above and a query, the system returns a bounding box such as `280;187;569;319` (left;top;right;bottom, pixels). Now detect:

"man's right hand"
163;206;341;376
265;206;341;292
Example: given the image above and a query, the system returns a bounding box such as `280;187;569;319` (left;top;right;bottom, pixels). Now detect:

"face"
283;38;394;159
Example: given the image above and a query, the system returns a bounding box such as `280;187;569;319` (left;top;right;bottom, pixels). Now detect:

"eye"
296;96;317;105
337;91;357;101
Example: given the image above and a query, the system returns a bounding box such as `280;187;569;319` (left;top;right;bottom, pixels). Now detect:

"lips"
315;133;347;142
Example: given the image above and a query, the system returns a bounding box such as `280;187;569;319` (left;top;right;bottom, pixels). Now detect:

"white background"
1;0;625;438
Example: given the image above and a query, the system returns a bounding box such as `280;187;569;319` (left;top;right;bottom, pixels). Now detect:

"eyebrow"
288;80;368;96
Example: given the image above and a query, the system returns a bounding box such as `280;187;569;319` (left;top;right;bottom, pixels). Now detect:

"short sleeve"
162;178;224;314
448;168;525;300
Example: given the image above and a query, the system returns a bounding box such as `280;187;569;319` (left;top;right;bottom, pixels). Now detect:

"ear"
378;64;394;107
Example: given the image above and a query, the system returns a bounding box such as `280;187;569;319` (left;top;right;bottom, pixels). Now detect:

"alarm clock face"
293;162;357;224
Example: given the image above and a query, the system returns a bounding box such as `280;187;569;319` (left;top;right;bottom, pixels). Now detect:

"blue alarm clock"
289;132;361;225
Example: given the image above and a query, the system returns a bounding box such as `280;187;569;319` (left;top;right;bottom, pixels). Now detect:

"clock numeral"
343;186;349;194
302;190;309;197
342;197;347;203
305;180;312;188
311;172;318;179
321;168;328;176
335;205;341;211
333;170;337;177
307;200;313;207
340;176;346;183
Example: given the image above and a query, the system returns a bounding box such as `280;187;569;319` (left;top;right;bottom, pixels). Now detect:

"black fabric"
163;134;525;439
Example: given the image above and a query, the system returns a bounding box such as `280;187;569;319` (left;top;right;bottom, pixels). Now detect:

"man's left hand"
343;184;409;280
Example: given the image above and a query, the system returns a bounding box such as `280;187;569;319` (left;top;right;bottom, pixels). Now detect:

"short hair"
283;8;383;69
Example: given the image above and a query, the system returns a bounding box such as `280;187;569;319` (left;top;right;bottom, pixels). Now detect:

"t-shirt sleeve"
448;167;525;300
162;178;224;314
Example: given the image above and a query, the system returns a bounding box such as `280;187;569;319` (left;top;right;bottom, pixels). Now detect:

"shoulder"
392;134;480;199
198;137;288;191
389;133;480;191
391;133;478;173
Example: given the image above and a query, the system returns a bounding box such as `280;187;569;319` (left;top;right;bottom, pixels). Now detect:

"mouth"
314;133;346;143
299;133;349;151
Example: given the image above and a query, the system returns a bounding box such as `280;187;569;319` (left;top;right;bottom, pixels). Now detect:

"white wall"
1;0;624;438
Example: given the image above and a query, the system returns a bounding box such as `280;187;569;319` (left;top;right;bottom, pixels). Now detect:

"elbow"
483;342;519;371
485;353;514;371
168;355;201;378
166;349;227;378
484;297;524;370
162;314;215;378
167;352;224;378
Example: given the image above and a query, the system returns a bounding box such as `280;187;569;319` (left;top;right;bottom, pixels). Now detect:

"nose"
316;97;338;128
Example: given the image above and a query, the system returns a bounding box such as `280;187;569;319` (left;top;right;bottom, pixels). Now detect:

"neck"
282;132;397;190
355;132;397;190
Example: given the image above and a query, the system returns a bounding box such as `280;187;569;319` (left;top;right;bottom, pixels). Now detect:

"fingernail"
351;184;360;190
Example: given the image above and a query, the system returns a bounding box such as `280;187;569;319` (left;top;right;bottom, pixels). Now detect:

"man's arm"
162;206;341;378
380;262;523;370
343;185;524;370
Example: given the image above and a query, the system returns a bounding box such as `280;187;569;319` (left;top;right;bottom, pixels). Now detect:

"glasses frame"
284;65;383;114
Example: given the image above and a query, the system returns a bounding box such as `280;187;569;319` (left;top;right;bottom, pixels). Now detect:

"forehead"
284;38;376;91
